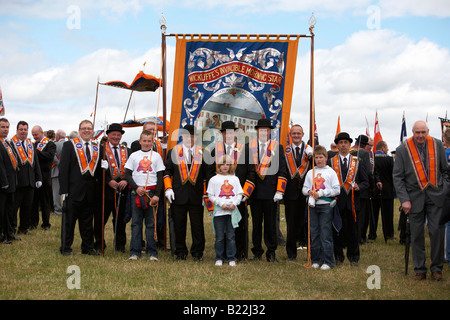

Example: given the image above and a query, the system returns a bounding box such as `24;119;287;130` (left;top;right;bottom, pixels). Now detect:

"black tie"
113;146;120;165
188;149;192;164
295;146;300;167
226;145;231;156
85;142;91;163
342;157;348;178
22;141;28;156
259;144;265;163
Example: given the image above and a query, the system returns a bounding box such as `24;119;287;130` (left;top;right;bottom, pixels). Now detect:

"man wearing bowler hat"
94;123;130;253
247;118;287;262
164;124;207;261
327;132;368;266
206;120;256;260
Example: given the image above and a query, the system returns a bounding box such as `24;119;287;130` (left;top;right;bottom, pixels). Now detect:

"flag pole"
305;13;316;269
93;76;100;129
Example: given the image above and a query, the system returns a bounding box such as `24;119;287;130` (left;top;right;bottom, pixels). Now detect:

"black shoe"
350;260;358;267
266;254;278;263
175;255;187;261
249;255;262;261
61;251;73;256
82;249;100;256
193;256;203;262
3;239;12;244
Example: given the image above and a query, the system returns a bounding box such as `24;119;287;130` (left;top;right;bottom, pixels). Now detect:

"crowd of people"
0;117;448;281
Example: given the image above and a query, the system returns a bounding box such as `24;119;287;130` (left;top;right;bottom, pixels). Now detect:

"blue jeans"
129;191;158;257
214;215;236;262
309;204;335;267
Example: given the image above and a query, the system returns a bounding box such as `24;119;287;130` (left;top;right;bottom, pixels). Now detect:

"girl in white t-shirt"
124;130;165;261
207;155;243;266
302;145;340;270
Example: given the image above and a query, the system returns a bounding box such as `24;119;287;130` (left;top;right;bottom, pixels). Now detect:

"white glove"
101;160;109;170
165;189;175;203
62;194;68;201
242;195;247;202
308;196;316;208
273;192;283;202
36;181;42;188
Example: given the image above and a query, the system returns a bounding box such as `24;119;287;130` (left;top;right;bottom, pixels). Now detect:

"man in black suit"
371;140;395;240
10;121;42;235
94;123;129;253
164;124;207;261
248;118;288;262
59;119;100;255
30;125;56;230
328;132;369;266
206;120;256;260
283;124;312;260
0;118;18;243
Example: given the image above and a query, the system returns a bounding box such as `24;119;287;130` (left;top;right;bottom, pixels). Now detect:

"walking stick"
101;143;106;257
404;214;411;276
113;189;121;254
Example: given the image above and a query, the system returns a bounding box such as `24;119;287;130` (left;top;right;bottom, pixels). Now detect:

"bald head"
31;125;44;142
412;120;429;144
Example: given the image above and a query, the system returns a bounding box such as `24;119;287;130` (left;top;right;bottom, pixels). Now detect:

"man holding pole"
94;123;129;253
393;120;447;281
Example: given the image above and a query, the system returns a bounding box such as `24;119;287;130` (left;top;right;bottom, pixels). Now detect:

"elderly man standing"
30;125;56;230
51;129;66;216
393;120;448;281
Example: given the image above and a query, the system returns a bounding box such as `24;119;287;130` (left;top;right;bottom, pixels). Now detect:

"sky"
1;0;449;152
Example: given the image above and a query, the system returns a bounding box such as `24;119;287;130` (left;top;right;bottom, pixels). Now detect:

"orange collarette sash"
105;143;128;180
36;137;50;151
0;138;17;170
250;139;277;180
405;136;437;190
332;154;358;194
71;137;99;176
285;143;310;179
11;135;33;166
175;144;202;185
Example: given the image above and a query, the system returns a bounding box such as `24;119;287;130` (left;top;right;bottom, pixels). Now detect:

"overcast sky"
1;0;449;151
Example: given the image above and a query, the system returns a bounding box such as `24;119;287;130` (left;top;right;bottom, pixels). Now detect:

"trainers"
129;255;139;260
312;263;320;269
215;260;223;266
149;256;159;261
320;264;331;270
229;261;237;267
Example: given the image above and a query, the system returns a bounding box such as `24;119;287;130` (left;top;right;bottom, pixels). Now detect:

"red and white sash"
405;136;437;190
0;138;17;170
11;135;33;166
71;137;99;176
105;143;128;180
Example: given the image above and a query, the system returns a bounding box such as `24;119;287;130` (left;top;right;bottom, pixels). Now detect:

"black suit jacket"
373;152;395;199
13;142;42;188
164;145;207;206
248;141;288;202
34;140;56;185
0;141;17;193
327;154;369;212
350;148;372;199
284;143;312;201
59;140;99;203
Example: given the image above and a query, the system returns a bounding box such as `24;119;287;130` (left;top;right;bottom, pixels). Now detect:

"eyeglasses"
79;127;93;131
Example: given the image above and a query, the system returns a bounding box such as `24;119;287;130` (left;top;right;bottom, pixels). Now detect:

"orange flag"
373;111;382;152
335;116;341;137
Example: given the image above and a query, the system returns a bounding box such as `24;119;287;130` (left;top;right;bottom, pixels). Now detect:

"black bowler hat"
220;121;237;132
355;134;369;146
106;123;125;135
255;118;273;129
334;132;353;144
183;124;195;135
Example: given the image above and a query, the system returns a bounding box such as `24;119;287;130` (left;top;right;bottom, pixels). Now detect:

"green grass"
0;199;448;300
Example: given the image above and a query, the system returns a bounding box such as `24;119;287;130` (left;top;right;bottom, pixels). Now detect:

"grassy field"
0;199;448;301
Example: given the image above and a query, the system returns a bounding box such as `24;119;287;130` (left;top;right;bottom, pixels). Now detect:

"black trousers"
370;197;394;240
60;195;95;254
250;199;278;259
13;186;34;233
333;207;360;263
171;202;205;259
94;190;128;250
235;202;249;260
284;195;307;259
31;182;52;229
0;193;13;239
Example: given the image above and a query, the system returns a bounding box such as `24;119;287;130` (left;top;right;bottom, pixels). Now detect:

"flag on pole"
373;111;382;152
335;115;341;137
400;111;407;145
365;116;371;138
0;86;5;116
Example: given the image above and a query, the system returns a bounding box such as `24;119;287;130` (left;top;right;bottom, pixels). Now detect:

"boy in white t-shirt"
207;155;244;266
302;145;340;270
124;130;165;261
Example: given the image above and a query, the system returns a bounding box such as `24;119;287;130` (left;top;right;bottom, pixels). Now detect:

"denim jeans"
309;203;335;267
129;190;158;257
214;215;236;262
